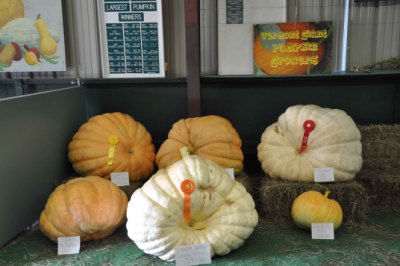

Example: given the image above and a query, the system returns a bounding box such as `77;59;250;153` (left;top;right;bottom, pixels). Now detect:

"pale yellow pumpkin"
257;105;362;182
127;155;258;261
68;112;155;181
156;115;244;175
39;176;128;242
291;190;343;230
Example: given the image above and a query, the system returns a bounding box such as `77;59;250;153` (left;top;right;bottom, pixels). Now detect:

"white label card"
314;167;335;183
225;168;235;179
111;172;130;186
311;223;335;240
175;243;212;266
57;236;80;255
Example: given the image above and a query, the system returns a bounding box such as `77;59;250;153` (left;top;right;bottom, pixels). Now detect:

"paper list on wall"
104;0;161;75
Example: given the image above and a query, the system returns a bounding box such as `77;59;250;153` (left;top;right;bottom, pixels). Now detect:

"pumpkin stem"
324;190;330;198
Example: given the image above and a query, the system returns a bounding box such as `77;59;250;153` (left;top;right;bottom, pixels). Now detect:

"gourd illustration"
36;14;57;55
291;190;343;230
127;155;258;261
0;0;24;29
156;115;244;175
257;104;362;182
23;44;40;65
0;42;16;66
0;18;60;48
39;176;128;242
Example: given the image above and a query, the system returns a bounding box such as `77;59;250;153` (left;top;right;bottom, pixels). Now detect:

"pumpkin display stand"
357;124;400;210
258;176;368;224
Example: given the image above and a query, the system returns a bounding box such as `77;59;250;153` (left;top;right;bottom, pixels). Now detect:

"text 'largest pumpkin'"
127;155;258;261
68;112;155;181
156;115;244;175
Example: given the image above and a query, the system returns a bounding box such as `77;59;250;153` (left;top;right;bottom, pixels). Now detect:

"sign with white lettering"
97;0;165;78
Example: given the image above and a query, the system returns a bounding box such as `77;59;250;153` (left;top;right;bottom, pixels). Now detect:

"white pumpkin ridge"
126;155;258;261
257;104;363;182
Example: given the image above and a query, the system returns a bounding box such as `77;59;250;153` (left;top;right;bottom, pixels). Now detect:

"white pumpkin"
257;105;362;182
126;155;258;261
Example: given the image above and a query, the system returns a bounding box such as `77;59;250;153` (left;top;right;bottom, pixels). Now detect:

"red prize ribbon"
180;179;195;222
299;120;315;153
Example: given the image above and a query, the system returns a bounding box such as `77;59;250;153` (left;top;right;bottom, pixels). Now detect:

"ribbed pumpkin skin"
68;112;155;181
257;105;362;182
39;176;128;242
156;115;244;174
291;191;343;230
127;155;258;261
0;0;24;29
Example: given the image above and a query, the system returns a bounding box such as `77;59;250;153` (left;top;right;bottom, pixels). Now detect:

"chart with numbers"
98;0;165;78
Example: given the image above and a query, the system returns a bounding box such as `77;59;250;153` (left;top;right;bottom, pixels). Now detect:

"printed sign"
0;0;66;72
314;167;335;183
226;0;243;24
111;172;130;186
253;21;332;76
57;236;80;255
311;223;335;240
175;243;212;266
98;0;165;78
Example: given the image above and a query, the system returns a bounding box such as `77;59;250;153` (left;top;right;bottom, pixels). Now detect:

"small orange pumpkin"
291;190;343;230
39;176;128;242
68;112;155;181
156;115;244;174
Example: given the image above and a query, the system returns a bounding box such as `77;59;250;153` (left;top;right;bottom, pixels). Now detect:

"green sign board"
98;0;164;78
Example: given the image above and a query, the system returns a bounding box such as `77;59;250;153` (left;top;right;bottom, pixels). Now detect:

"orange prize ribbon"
180;179;195;222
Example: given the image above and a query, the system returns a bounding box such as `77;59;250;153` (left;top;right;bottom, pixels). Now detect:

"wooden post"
184;0;201;117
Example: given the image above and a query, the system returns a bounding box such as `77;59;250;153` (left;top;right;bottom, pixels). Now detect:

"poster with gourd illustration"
0;0;66;72
253;21;332;75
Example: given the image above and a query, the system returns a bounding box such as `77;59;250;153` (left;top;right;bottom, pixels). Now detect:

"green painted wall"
0;87;86;246
83;79;188;147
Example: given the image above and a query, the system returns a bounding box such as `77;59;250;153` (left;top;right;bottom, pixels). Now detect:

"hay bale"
235;171;258;199
356;169;400;211
362;158;400;170
258;176;367;224
358;124;400;159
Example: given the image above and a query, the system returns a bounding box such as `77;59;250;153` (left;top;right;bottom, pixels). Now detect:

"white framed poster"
97;0;165;78
0;0;66;72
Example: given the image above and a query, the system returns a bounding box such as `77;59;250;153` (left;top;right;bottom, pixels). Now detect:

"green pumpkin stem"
324;190;330;198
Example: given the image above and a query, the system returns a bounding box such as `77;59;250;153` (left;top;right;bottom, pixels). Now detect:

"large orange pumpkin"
156;115;244;175
254;22;326;75
68;112;155;181
39;176;128;242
